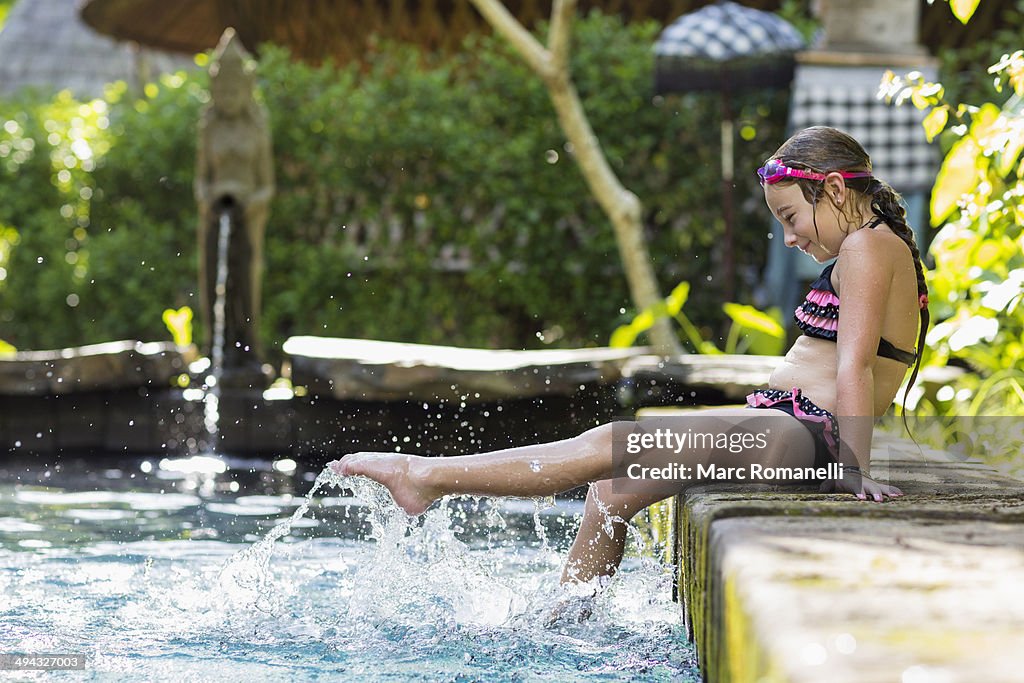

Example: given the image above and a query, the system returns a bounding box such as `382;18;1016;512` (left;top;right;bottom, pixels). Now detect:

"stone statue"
194;28;273;383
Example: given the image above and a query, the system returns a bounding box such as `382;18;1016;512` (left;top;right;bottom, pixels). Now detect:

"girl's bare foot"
544;593;595;628
329;452;438;515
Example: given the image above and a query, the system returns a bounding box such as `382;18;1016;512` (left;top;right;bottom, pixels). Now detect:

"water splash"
215;465;680;637
1;462;696;679
218;466;341;611
219;467;530;628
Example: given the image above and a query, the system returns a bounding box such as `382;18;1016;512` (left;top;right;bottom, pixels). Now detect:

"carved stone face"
210;76;250;117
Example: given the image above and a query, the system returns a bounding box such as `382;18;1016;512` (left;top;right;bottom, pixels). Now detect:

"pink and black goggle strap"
756;159;873;186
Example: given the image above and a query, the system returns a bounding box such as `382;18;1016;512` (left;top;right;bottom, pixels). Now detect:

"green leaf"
698;341;723;355
995;127;1024;177
921;106;949;143
950;0;981;24
610;324;639;348
162;306;194;347
931;136;983;225
633;308;656;330
0;339;15;356
664;281;690;316
722;303;785;338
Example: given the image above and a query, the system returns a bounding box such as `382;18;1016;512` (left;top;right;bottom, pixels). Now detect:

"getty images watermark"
621;425;845;482
609;414;873;494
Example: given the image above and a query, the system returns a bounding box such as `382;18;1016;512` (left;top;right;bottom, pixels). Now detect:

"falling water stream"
201;208;233;449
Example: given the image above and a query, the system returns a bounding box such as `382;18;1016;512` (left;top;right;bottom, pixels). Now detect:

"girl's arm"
833;229;902;500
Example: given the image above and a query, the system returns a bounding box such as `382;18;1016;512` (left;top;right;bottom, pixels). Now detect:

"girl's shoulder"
837;223;907;266
833;224;905;296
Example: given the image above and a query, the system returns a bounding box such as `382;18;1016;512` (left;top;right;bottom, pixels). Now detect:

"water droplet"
835;633;857;654
800;642;827;666
529;460;542;473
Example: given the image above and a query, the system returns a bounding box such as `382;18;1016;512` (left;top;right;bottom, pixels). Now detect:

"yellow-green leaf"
634;308;655;329
931;136;983;225
610;324;639;348
922;106;949;143
665;281;690;316
950;0;980;24
722;303;785;338
996;128;1024;177
971;102;1003;142
162;306;194;347
973;240;1002;269
698;341;723;355
0;339;15;357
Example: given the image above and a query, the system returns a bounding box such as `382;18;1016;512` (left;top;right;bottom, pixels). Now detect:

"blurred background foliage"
877;0;1023;470
1;3;1022;440
933;0;1024;105
0;12;790;357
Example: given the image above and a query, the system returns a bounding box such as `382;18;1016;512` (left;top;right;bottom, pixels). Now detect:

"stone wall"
672;426;1024;682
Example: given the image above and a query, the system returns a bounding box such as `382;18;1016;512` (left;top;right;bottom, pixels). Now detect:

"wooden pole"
468;0;682;356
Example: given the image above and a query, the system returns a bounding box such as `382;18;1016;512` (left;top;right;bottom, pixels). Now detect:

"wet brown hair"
768;126;929;431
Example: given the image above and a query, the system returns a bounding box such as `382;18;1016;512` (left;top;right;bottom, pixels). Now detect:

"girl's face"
764;182;843;264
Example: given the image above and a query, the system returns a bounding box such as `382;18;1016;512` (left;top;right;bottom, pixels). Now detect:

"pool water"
0;456;699;681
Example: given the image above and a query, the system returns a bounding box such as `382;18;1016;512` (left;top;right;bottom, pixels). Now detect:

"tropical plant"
162;305;193;347
610;281;786;356
877;0;1023;469
0;12;789;356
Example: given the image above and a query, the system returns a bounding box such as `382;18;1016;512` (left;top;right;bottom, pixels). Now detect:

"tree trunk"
469;0;681;356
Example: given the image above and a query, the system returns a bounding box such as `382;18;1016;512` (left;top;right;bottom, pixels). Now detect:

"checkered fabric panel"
654;1;804;61
789;71;940;193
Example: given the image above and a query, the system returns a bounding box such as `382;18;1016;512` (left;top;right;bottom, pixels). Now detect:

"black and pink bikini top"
795;260;918;365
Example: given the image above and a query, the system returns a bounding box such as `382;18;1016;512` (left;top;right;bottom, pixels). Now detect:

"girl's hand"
819;470;904;502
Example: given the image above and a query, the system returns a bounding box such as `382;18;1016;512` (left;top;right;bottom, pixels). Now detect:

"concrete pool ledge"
671;429;1024;682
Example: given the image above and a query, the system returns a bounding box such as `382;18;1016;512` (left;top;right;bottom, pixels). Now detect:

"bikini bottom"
745;387;840;469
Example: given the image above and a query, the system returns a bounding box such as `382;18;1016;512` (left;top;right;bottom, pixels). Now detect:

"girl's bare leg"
560;481;670;586
560;408;818;587
331;406;816;573
330;422;621;515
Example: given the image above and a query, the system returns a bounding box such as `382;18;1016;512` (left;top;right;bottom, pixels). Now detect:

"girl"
329;126;926;594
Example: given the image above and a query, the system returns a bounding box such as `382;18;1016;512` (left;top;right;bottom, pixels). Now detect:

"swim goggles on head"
756;159;872;186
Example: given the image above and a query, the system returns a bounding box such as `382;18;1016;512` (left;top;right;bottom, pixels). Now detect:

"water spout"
202;207;232;450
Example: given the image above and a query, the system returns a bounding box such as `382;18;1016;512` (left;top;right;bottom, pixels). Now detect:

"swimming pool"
0;455;698;680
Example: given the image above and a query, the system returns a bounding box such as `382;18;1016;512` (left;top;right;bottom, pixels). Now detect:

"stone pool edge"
672;432;1024;683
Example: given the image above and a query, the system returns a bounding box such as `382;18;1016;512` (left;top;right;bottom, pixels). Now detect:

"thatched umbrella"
654;1;804;302
80;0;705;63
82;0;994;64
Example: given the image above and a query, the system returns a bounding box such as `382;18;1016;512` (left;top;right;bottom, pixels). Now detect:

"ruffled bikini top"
795;260;917;365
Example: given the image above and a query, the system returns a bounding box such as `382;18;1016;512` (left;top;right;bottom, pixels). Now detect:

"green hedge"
0;12;789;356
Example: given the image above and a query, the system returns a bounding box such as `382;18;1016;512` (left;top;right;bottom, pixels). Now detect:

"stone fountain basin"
0;340;194;395
283;336;652;403
0;337;784;458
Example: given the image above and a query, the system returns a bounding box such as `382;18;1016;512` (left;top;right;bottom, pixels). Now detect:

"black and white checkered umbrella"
654;1;806;94
653;1;806;301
